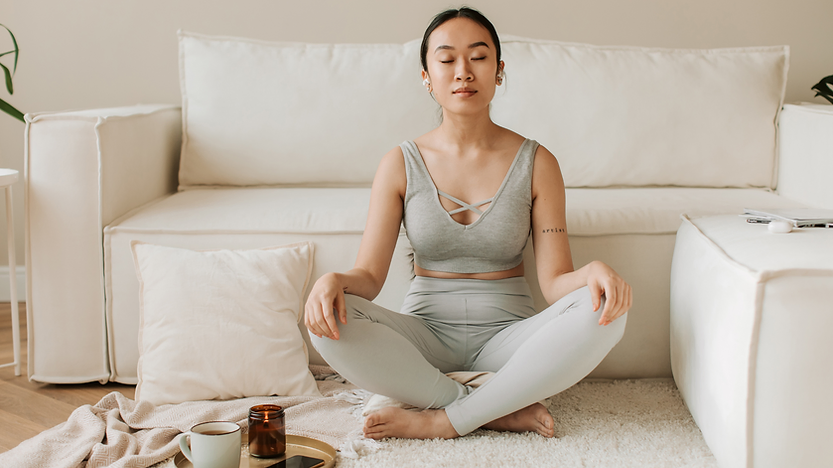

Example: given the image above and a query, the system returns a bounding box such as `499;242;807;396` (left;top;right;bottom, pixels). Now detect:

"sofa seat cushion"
103;186;803;383
112;187;801;236
105;188;387;383
565;187;803;236
113;187;372;234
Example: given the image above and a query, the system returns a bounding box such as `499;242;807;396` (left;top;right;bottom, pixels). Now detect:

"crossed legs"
444;286;626;435
309;285;626;439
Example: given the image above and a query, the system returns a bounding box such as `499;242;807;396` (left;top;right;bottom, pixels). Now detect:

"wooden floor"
0;302;135;454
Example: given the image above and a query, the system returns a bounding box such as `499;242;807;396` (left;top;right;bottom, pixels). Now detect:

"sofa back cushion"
178;32;436;188
178;32;788;189
492;36;788;188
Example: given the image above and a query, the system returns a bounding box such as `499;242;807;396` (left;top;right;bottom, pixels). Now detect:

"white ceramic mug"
179;421;242;468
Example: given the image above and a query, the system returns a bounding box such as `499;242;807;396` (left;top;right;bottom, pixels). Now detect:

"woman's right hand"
304;146;404;340
304;272;347;340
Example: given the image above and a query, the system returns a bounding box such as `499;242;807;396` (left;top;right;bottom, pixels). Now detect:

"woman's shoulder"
494;126;554;158
378;145;407;172
495;129;556;170
489;125;527;149
530;142;564;195
531;141;556;162
371;146;407;198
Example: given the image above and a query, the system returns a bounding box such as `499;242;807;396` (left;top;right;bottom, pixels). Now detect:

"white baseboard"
0;266;26;302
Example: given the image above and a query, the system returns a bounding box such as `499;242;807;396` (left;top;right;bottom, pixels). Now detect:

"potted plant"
812;75;833;105
1;24;23;122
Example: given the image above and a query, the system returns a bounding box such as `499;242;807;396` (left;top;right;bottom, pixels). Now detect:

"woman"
305;7;631;440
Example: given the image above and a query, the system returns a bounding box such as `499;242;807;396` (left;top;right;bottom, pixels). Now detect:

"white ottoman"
670;214;833;468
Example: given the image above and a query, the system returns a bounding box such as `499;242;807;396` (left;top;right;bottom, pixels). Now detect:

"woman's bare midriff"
414;262;525;280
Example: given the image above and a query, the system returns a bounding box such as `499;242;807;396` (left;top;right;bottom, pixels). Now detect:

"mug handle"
178;432;194;462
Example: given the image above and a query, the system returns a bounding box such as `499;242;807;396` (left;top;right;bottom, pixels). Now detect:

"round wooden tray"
174;434;336;468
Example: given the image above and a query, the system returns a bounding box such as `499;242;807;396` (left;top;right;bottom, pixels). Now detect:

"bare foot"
482;402;555;438
363;407;460;440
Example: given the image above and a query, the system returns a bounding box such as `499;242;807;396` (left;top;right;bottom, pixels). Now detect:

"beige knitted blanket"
0;369;360;468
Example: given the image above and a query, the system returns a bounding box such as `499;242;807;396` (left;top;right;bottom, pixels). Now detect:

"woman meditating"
304;7;631;440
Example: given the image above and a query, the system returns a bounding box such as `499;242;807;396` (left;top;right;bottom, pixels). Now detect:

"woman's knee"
567;286;627;346
307;294;372;352
343;293;370;319
560;286;600;320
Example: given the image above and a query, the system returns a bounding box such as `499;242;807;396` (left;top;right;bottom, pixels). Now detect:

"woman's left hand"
586;261;632;326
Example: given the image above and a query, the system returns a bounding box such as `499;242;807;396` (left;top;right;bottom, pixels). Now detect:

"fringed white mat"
336;378;716;468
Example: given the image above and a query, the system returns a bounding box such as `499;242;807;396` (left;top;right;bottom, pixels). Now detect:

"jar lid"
249;404;284;417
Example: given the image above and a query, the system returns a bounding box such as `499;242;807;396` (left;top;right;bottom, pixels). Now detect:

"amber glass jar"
248;404;286;458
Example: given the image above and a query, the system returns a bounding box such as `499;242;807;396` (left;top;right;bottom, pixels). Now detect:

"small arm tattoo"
542;228;566;233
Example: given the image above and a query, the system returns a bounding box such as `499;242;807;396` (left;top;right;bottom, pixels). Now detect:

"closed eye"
472;57;487;61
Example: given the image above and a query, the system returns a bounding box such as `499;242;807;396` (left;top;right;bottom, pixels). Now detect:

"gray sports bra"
401;139;538;274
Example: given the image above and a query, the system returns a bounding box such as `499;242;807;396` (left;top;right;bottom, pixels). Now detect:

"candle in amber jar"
248;404;286;458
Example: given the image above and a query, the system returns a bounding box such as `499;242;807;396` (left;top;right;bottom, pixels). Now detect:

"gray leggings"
310;276;626;436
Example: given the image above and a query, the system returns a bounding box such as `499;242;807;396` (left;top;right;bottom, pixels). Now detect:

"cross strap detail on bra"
438;190;494;215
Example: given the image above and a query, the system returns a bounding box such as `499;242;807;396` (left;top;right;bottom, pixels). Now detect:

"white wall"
1;0;831;274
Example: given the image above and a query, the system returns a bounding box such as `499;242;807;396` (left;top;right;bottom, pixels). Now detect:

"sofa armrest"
777;103;833;209
24;104;181;383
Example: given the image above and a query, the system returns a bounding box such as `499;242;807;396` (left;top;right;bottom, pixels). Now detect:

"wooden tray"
174;434;336;468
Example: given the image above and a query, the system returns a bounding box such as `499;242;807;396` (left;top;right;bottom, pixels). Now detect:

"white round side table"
0;168;20;376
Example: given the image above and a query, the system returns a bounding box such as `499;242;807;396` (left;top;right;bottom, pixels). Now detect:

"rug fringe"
339;434;383;459
334;389;372;413
331;389;383;460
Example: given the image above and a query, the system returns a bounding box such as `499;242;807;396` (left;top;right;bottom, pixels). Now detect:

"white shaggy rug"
337;378;716;468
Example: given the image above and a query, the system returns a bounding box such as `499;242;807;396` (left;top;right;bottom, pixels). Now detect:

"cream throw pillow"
131;241;320;405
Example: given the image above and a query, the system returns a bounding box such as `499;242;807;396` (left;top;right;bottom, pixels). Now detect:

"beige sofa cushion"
177;32;436;188
492;36;788;188
104;187;802;383
564;187;802;235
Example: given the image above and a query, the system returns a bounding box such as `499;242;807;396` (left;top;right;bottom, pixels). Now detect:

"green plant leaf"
0;50;15;59
811;75;833;105
0;62;12;94
0;24;18;74
0;97;24;122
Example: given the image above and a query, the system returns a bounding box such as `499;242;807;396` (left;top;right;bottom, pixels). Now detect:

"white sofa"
24;33;825;393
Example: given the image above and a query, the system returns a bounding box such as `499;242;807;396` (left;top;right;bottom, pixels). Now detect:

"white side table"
0;168;20;376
